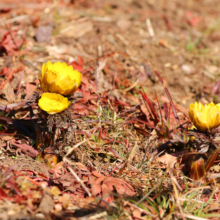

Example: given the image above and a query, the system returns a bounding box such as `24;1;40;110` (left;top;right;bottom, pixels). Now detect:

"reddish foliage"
140;89;159;125
0;30;23;55
89;171;136;204
70;55;84;72
78;79;97;103
0;65;23;92
50;163;136;204
25;83;37;100
0;67;10;76
0;189;7;199
185;12;202;27
11;139;39;158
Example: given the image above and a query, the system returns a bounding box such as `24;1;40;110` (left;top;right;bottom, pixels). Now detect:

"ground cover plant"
0;0;220;219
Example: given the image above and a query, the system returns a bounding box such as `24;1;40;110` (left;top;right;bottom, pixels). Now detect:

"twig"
146;18;155;37
92;17;112;22
64;159;92;197
0;15;28;26
127;140;139;165
170;171;186;220
181;214;209;220
14;69;24;101
63;140;86;158
19;26;28;50
123;79;139;92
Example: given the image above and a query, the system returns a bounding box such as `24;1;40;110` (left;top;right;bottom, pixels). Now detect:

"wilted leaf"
89;171;135;204
156;151;187;169
39;191;54;214
11;139;38;158
190;156;206;180
0;30;23;55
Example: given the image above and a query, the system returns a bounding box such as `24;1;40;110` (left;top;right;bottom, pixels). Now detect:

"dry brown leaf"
39;191;54;215
156;153;178;169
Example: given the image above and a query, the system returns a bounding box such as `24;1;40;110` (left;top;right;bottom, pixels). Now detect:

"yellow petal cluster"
39;61;82;96
188;102;220;132
38;93;71;114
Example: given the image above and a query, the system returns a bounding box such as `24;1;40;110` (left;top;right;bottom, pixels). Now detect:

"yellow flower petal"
39;61;82;95
188;102;220;132
38;93;71;114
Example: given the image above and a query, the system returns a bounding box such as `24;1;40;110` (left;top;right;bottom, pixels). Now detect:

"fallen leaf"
70;55;84;72
11;139;38;158
39;191;54;214
185;12;202;27
89;172;136;204
2;81;15;103
25;83;37;100
0;30;23;55
156;151;187;169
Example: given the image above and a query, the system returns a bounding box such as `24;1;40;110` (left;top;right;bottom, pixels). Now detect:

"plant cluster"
38;61;82;114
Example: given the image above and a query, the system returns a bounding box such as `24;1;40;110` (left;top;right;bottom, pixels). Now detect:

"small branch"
63;140;86;158
146;18;155;37
64;158;92;197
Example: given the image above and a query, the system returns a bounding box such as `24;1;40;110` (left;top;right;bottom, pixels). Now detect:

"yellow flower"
39;61;82;96
188;102;220;132
38;93;71;114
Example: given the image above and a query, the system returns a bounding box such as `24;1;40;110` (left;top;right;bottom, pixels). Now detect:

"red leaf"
107;147;123;159
0;67;10;76
90;176;103;196
0;30;23;55
89;172;136;204
70;55;84;72
185;12;202;27
103;177;136;196
25;83;37;100
11;140;38;158
0;188;7;199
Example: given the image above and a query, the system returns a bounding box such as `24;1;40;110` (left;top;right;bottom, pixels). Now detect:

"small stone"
181;64;195;74
205;65;219;75
117;19;131;31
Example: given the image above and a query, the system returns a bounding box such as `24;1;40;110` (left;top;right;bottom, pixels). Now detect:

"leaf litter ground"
0;0;220;219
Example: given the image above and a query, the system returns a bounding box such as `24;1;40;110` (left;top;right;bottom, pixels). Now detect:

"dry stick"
127;140;138;165
19;26;28;50
95;61;98;90
170;171;185;220
119;101;143;117
14;69;24;101
63;140;91;197
64;158;92;197
182;214;208;220
0;15;28;26
146;18;155;37
63;140;86;158
155;91;164;125
123;79;139;92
